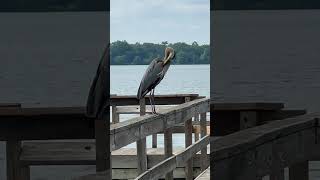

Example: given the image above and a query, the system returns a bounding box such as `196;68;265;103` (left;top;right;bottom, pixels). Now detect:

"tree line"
110;41;209;65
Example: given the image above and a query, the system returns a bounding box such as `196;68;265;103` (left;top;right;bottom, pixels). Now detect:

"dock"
1;94;313;180
0;94;209;180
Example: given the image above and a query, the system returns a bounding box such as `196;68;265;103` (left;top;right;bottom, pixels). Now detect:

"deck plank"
20;141;210;168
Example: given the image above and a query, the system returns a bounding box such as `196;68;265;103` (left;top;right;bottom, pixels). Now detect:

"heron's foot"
151;110;158;115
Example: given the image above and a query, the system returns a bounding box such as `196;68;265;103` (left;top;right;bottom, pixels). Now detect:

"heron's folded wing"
137;58;163;99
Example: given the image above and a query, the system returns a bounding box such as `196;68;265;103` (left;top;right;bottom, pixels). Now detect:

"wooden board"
195;167;210;180
110;98;210;151
212;102;284;111
136;136;210;180
210;113;320;180
110;94;201;106
20;142;210;168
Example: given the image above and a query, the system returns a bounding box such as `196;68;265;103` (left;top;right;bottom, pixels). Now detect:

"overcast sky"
110;0;210;45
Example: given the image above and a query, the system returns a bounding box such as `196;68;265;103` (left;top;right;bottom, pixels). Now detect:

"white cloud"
110;0;210;44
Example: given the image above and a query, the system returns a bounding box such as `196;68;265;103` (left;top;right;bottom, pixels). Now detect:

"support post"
95;116;109;173
270;169;284;180
152;134;157;148
289;162;309;180
6;140;21;180
184;97;193;180
194;114;200;142
200;112;208;170
111;105;119;124
164;127;173;180
137;98;147;174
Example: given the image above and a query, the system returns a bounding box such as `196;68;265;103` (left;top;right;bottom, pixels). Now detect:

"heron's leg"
149;91;154;114
151;89;157;114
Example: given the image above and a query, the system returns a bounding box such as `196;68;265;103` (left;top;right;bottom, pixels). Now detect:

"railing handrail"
110;94;202;106
210;112;320;179
135;135;210;180
110;97;210;151
211;113;319;159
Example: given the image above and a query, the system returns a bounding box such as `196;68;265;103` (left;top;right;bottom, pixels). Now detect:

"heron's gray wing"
137;58;163;99
86;44;109;119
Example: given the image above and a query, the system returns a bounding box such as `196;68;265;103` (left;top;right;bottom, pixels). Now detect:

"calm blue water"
111;65;210;97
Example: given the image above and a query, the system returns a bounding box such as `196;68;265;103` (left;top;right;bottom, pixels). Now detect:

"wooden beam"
110;94;201;106
6;140;21;180
135;136;209;180
184;97;193;180
200;113;208;170
210;113;320;180
137;98;147;174
111;105;119;124
110;98;210;151
95;118;109;172
270;169;284;180
212;102;284;111
164;127;173;180
194;114;200;141
289;162;309;180
19;143;209;167
116;105;174;114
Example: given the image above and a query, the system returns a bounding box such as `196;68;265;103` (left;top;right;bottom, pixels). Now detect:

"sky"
110;0;210;45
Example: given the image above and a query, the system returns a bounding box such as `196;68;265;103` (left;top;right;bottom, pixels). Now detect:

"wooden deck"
1;95;310;180
0;94;210;180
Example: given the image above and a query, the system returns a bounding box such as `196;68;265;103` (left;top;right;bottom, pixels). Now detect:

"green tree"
110;41;209;65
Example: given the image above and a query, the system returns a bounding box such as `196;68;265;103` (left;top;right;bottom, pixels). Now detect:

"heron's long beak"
163;47;174;65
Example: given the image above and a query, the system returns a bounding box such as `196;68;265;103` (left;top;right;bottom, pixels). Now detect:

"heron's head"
163;47;175;65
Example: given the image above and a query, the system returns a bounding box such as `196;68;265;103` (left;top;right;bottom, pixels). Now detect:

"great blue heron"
137;47;175;114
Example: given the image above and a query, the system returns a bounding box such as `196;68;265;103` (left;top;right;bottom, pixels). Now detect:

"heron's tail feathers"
137;86;148;100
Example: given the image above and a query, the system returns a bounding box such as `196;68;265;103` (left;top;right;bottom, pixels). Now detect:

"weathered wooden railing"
0;94;205;180
111;97;210;180
210;112;320;180
73;96;210;180
2;96;310;180
110;94;204;148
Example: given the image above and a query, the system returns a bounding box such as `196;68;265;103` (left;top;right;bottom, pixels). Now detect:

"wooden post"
200;112;208;170
270;169;284;180
19;165;30;180
6;140;21;180
164;127;173;180
95;116;109;173
111;105;119;124
194;114;200;142
152;134;157;148
151;102;157;148
289;162;309;180
184;97;193;180
137;98;147;174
